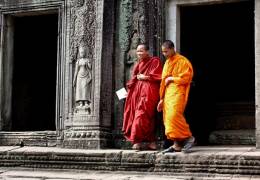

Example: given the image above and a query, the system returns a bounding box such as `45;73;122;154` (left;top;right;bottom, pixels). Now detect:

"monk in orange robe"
123;44;163;150
157;40;195;153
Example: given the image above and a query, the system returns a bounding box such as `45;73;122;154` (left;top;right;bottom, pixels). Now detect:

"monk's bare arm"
137;74;149;80
157;99;163;112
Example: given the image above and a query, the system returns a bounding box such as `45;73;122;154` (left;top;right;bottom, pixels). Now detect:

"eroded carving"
126;31;139;80
70;0;96;60
73;44;92;114
70;0;96;115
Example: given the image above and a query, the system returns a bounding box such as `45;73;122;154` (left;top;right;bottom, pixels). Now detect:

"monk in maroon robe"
122;44;163;150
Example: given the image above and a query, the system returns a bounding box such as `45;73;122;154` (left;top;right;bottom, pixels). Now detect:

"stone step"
0;146;260;177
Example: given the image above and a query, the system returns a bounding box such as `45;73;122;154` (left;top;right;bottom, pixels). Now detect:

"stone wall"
0;0;258;149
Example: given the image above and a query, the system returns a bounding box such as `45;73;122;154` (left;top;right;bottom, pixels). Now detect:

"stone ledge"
0;131;57;147
0;146;259;176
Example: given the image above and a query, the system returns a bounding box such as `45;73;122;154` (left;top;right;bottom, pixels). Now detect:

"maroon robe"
122;57;162;144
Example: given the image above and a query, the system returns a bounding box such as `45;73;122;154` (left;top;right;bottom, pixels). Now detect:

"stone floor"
0;145;260;179
0;167;260;180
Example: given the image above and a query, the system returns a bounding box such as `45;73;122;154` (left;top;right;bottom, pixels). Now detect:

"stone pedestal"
63;113;112;149
63;129;111;149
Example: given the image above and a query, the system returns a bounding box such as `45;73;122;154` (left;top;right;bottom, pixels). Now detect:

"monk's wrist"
171;76;174;82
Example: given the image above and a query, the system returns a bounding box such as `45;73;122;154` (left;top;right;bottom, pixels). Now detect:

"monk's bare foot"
132;143;141;150
147;142;157;150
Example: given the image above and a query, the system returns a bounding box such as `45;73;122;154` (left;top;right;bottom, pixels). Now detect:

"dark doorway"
180;1;255;145
11;14;58;131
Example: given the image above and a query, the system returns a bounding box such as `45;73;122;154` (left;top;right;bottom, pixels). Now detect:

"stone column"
165;0;180;51
63;0;115;149
255;0;260;149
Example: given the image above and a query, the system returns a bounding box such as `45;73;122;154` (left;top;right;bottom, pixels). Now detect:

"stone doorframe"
166;0;259;147
0;1;66;146
0;0;115;148
255;0;260;149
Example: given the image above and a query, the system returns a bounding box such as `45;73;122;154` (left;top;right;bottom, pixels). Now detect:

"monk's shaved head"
162;40;175;49
138;43;149;51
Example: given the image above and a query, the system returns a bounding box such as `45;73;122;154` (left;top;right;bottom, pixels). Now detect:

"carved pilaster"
64;0;115;149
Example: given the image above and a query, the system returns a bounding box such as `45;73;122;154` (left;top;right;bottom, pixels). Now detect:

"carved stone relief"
73;44;92;114
136;0;148;44
126;31;139;80
69;0;96;114
125;0;149;81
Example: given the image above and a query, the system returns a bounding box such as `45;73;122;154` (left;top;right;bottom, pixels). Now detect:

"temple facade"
0;0;258;149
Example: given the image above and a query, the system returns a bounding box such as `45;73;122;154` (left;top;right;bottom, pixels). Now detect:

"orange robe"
160;53;193;140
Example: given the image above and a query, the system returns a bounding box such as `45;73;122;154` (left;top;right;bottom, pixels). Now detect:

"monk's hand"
157;100;163;112
165;76;174;86
137;74;149;80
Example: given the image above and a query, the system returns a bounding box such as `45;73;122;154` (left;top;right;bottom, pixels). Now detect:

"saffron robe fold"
159;53;193;140
122;57;163;143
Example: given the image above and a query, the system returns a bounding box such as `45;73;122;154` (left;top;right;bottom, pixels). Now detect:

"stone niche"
0;0;115;149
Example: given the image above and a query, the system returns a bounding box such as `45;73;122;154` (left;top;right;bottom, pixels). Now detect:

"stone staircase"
0;146;260;178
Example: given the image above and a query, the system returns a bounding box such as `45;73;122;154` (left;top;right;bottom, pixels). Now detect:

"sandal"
161;146;181;154
182;136;195;153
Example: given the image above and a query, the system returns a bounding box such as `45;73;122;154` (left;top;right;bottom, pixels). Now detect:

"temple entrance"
10;14;58;131
180;1;255;145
